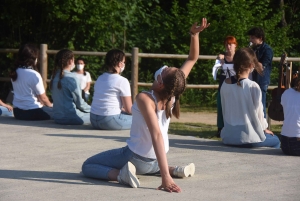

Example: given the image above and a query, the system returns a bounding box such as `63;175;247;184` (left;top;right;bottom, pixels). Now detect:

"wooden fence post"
40;44;48;89
131;47;139;102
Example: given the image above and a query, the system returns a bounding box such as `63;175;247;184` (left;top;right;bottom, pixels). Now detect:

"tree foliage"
0;0;299;105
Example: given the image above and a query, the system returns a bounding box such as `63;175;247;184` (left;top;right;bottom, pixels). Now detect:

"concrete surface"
0;116;298;201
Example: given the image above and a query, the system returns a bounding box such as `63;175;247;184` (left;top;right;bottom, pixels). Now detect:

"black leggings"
13;107;51;120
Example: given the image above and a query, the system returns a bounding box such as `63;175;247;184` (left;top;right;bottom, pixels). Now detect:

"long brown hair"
161;69;186;119
10;43;40;81
233;48;259;86
50;49;74;90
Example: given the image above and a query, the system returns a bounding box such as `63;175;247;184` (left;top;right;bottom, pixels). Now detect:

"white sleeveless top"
127;90;170;159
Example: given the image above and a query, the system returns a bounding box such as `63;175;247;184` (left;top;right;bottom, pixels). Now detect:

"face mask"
77;64;84;70
154;65;168;83
120;64;125;73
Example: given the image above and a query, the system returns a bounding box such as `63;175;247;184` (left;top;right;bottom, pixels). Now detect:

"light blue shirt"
51;70;91;125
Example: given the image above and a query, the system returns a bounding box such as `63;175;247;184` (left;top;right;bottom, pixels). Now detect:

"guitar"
267;52;287;121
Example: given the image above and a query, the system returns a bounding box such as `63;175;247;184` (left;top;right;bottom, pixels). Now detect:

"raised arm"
180;18;210;78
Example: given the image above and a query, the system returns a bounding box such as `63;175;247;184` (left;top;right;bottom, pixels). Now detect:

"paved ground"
0;114;298;201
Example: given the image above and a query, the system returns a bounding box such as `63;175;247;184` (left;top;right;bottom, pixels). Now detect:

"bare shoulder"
136;92;155;107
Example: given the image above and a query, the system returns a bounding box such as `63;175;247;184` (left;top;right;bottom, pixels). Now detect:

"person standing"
247;27;273;117
73;58;92;102
215;36;238;137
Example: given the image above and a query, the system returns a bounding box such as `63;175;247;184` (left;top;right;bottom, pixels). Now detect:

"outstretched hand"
190;18;210;35
157;176;181;193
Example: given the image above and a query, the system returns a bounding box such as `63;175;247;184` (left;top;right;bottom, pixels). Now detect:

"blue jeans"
82;146;159;180
90;112;132;130
0;106;13;117
260;84;268;118
233;133;280;148
281;135;300;156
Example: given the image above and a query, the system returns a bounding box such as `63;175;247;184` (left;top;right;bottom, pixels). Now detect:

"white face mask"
77;64;84;70
154;65;168;83
120;64;125;73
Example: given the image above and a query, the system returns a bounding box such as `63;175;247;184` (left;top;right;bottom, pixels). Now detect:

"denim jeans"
281;135;300;156
82;146;159;180
13;106;53;120
231;133;280;148
260;84;268;118
0;106;13;117
90;112;132;130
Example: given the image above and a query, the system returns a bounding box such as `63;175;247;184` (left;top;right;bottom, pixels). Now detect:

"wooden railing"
1;45;300;102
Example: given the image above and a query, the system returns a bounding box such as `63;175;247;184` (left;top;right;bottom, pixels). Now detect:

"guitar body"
268;88;286;121
267;52;287;121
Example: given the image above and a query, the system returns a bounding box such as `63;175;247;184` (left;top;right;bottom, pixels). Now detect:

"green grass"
180;105;217;113
169;122;283;140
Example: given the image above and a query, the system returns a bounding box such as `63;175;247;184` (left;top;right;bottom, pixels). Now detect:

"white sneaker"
117;162;140;188
173;163;195;178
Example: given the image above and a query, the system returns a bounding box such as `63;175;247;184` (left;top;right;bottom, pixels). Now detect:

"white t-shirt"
11;68;45;109
91;73;131;116
127;91;170;159
220;79;267;145
281;88;300;137
73;71;92;94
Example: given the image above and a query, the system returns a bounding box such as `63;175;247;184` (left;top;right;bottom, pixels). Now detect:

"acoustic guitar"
267;52;287;121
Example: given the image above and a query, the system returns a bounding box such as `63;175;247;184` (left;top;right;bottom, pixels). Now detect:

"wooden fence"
1;44;300;102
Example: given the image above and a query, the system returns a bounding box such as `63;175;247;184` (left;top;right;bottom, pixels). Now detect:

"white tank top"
127;90;170;159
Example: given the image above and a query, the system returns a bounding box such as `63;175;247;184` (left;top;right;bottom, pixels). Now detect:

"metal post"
131;47;139;102
40;44;48;90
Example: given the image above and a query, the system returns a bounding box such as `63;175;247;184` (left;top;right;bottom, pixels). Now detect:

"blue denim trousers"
90;112;132;130
281;135;300;156
82;146;159;180
0;106;13;117
231;133;280;148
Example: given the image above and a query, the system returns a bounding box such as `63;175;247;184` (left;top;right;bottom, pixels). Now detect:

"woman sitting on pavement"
50;49;91;125
280;77;300;156
82;19;210;192
220;47;280;148
73;57;92;102
10;43;53;120
90;49;132;130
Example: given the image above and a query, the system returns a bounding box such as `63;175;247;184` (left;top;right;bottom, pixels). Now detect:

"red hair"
224;36;238;47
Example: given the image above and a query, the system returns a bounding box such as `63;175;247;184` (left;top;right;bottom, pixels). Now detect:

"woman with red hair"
216;36;238;137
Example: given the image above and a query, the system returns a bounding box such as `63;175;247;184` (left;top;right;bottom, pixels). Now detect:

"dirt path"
172;112;283;126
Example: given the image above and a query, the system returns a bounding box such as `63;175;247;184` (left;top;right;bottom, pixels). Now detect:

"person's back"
221;78;267;144
220;48;280;148
280;78;300;156
50;49;90;125
90;49;132;130
52;70;90;124
12;68;44;109
91;73;130;116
